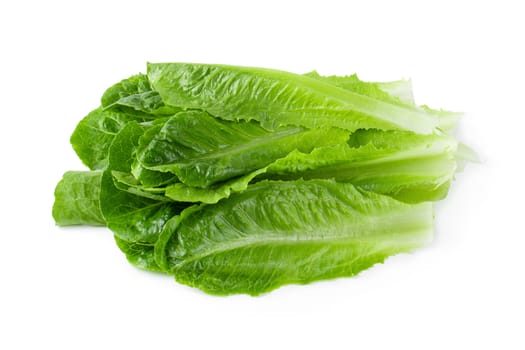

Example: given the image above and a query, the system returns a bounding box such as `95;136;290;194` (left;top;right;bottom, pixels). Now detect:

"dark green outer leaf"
114;236;164;273
156;179;433;295
101;73;180;116
52;171;105;226
99;121;188;243
70;108;131;170
101;74;151;108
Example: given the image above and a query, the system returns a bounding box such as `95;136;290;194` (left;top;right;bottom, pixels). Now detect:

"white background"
1;1;523;349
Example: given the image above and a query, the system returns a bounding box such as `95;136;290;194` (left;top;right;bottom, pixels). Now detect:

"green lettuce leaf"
135;110;350;187
70;108;142;170
147;63;438;134
114;236;164;273
111;170;173;202
99;121;188;243
98;121;190;272
164;168;267;204
261;130;458;203
101;73;180;116
163;129;458;204
307;71;460;132
52;170;105;226
155;179;433;295
129;121;180;188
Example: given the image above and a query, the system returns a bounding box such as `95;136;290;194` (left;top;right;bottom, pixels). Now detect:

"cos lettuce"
53;63;472;295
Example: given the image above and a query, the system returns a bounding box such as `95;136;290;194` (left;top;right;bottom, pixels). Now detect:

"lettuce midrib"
169;205;432;266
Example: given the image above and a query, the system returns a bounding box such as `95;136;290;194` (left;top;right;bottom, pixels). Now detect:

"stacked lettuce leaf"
53;63;473;295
